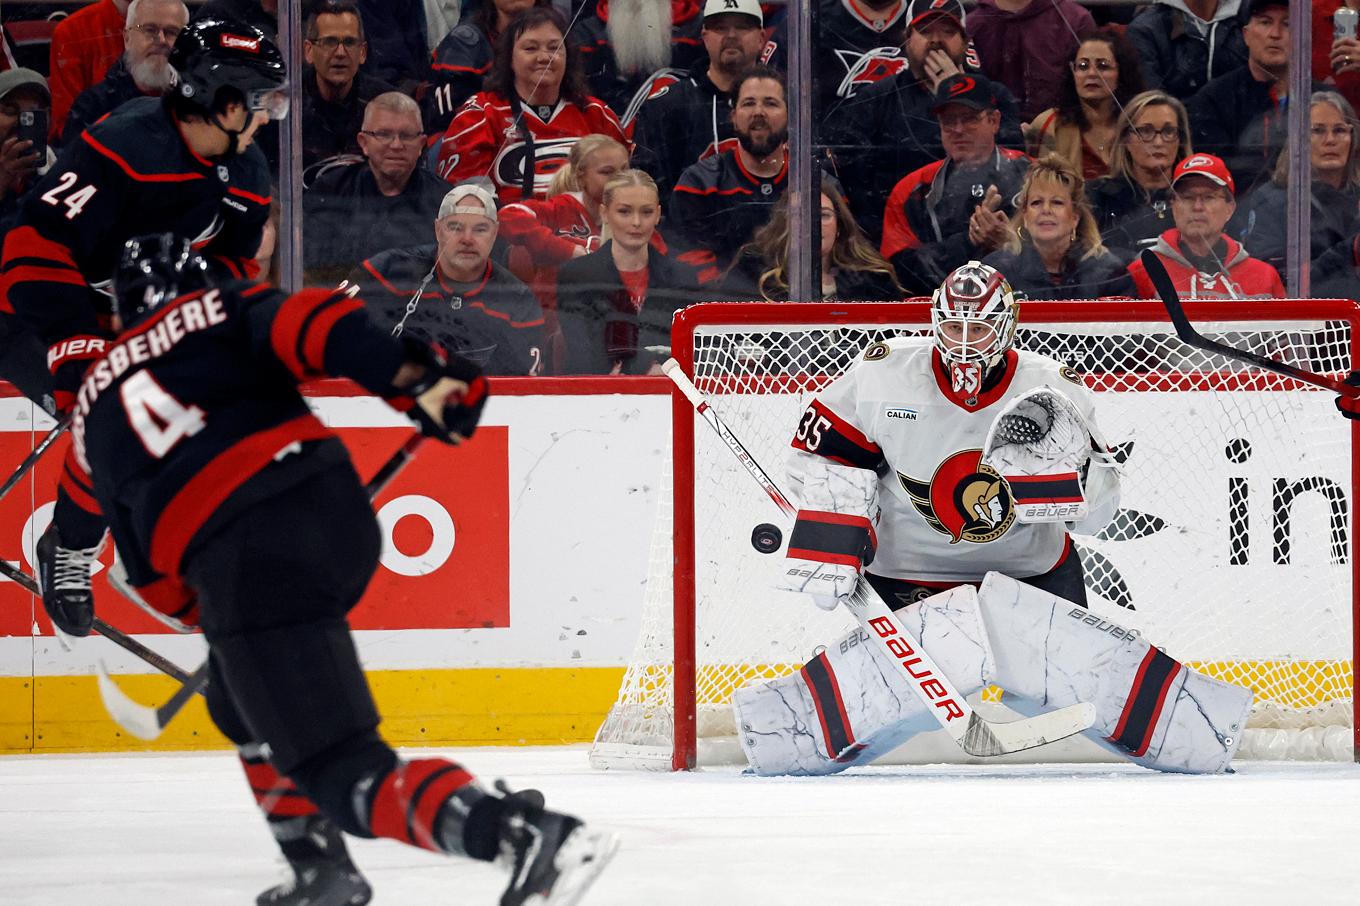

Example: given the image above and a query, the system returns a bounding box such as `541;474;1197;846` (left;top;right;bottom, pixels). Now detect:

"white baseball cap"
438;183;498;222
703;0;763;27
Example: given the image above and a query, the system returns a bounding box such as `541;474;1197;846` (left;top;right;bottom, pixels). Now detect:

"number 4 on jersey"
120;371;206;458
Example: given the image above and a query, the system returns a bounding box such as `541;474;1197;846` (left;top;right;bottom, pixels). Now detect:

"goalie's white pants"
733;573;1251;776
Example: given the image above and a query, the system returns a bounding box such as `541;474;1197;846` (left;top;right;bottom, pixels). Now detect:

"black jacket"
720;247;902;302
302;158;449;281
1126;2;1249;101
555;241;702;375
1231;180;1360;281
425;23;493;137
63;57;143;145
300;68;395;171
670;150;787;268
821;70;1024;241
1086;174;1175;264
630;63;736;202
346;246;546;376
982;243;1135;301
1188;67;1326;197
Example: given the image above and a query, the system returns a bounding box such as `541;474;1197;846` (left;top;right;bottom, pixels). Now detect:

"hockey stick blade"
1139;249;1360;398
666;358;1099;757
97;660;209;741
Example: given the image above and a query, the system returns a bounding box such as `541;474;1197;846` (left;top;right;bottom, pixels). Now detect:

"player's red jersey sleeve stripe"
1108;647;1183;758
81;131;205;183
228;186;272;206
791;398;883;470
0;265;89;312
270;288;363;379
2;226;79;270
149;415;335;576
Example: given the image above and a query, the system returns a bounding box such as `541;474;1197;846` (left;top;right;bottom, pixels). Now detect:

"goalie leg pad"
975;572;1251;773
735;587;993;776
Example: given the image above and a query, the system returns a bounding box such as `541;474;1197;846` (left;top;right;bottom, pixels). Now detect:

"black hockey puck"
751;523;783;554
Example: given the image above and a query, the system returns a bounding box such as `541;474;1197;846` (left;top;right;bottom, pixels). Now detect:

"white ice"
1;745;1357;905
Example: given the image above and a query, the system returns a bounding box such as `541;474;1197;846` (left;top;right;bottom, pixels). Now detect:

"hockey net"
591;300;1360;769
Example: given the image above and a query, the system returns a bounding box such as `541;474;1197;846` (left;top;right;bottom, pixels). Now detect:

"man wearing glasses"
300;0;393;170
62;0;190;144
303;92;448;285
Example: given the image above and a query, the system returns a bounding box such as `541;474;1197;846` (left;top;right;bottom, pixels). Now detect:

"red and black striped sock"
363;758;500;859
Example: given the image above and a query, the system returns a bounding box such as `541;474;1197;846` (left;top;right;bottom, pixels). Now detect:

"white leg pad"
734;586;991;776
976;572;1252;773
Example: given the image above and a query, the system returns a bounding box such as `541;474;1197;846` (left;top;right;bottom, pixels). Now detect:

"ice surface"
1;745;1357;905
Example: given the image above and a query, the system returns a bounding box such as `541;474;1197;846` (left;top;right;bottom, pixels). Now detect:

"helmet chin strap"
208;110;246;158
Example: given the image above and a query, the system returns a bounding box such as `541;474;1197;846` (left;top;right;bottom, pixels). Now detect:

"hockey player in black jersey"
44;233;620;905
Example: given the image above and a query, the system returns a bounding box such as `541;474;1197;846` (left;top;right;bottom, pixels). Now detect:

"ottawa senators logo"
899;449;1015;543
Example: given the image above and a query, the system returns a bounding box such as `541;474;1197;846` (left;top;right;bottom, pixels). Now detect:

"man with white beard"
61;0;188;144
573;0;705;116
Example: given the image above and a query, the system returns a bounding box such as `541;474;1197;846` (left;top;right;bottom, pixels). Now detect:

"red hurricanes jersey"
436;91;630;203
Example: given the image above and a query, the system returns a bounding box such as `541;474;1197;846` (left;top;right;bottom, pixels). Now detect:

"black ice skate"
496;792;620;906
35;523;101;638
257;815;372;906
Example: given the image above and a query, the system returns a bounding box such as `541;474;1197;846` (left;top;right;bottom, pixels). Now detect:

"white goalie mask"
930;261;1019;374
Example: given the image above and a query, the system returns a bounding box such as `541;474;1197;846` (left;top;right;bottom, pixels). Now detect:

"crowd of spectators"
2;0;1358;375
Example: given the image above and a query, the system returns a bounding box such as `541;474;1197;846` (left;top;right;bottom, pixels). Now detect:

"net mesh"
592;304;1357;767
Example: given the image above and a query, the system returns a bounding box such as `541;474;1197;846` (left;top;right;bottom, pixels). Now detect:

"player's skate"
35;523;102;638
256;814;372;906
495;789;620;906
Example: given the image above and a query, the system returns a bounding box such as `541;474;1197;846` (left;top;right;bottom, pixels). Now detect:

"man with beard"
823;0;1023;241
574;0;706;118
670;65;787;267
632;0;767;204
61;0;189;144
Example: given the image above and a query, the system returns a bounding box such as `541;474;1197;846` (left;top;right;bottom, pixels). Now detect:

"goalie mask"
930;262;1018;389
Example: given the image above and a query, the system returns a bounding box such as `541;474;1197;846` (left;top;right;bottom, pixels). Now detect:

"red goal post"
591;299;1360;770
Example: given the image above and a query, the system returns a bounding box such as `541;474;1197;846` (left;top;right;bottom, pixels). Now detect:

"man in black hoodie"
1127;0;1250;101
629;0;767;201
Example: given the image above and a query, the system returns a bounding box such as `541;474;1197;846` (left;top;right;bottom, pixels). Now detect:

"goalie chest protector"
792;337;1101;583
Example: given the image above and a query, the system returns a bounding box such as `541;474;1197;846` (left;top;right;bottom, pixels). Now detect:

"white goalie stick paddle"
661;359;1097;757
1140;248;1360;398
97;433;429;739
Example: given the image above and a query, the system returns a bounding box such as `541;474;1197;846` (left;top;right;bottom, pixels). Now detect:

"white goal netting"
592;300;1358;768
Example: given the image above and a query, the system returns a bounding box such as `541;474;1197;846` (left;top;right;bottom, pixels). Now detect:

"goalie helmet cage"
591;299;1360;770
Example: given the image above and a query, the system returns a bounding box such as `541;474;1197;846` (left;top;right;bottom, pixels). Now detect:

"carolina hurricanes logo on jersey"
899;449;1015;544
492;138;579;194
835;48;909;99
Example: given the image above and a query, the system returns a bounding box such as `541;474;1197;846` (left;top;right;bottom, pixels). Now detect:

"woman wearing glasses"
1027;28;1143;182
1085;89;1194;263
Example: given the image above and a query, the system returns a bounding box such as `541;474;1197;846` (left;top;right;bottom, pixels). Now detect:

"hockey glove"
983;386;1098;524
399;341;489;444
775;459;878;611
46;334;107;415
1335;371;1360;420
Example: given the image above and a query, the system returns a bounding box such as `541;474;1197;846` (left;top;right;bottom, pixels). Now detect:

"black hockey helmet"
113;234;212;327
170;18;288;119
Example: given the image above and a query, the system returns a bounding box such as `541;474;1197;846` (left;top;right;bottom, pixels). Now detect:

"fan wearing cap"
879;73;1030;295
342;183;547;375
1187;0;1326;197
1127;153;1284;300
0;68;55;226
629;0;768;202
821;0;1025;241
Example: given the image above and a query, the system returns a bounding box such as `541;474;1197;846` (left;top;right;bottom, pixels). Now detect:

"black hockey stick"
0;556;193;682
1140;249;1360;398
98;433;428;739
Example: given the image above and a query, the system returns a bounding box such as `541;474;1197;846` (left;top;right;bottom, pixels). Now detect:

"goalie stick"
97;433;428;740
661;359;1098;757
1140;249;1360;398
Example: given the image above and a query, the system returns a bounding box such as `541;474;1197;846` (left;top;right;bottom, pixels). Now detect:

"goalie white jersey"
788;336;1105;583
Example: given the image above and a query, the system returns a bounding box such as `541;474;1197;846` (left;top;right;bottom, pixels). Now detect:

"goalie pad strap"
800;651;861;761
1006;473;1083;505
1109;647;1183;757
788;510;877;568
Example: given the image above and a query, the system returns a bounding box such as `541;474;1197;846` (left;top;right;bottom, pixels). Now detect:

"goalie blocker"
736;572;1251;776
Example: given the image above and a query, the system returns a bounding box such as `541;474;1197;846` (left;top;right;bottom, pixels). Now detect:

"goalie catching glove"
982;386;1119;525
776;459;878;611
393;339;488;445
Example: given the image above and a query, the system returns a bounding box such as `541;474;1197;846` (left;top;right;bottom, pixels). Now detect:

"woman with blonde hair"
1239;91;1360;281
1085;89;1193;262
556;169;701;374
724;176;901;301
983;153;1133;300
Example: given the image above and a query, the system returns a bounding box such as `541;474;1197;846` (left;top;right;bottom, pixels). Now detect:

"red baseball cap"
1172;154;1236;196
907;0;966;31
